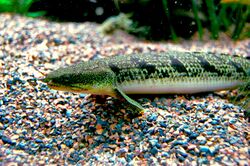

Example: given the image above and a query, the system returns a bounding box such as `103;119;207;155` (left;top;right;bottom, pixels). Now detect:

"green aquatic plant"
231;4;249;39
205;0;220;39
221;0;250;5
191;0;203;40
112;0;249;40
0;0;45;17
218;2;249;39
162;0;177;41
1;0;248;40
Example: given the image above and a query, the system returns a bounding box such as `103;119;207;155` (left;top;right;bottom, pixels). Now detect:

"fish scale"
108;52;248;80
107;52;249;94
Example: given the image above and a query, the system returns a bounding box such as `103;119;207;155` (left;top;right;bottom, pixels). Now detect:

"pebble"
210;120;219;125
177;148;188;158
197;135;207;145
117;148;128;156
35;139;43;143
150;147;158;155
159;121;168;128
172;140;188;147
79;94;86;98
189;132;199;139
1;136;16;145
64;139;74;148
229;136;240;144
0;14;249;165
162;152;170;157
149;139;158;146
229;118;236;124
66;109;72;117
199;146;211;155
147;113;158;122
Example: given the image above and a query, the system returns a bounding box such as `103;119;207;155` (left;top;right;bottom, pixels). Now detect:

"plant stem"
162;0;177;41
205;0;219;39
232;5;249;40
191;0;203;40
218;4;231;29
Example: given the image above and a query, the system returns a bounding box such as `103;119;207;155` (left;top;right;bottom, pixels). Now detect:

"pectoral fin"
113;87;144;115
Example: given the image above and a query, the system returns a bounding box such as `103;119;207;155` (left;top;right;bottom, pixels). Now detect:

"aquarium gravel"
0;14;249;165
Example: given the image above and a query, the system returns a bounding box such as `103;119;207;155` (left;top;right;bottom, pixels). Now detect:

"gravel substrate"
0;14;249;165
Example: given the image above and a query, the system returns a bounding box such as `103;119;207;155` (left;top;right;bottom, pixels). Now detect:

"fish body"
109;52;249;94
43;51;250;114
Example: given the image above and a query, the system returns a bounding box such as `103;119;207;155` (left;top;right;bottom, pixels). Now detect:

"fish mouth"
46;81;59;89
45;80;76;92
40;79;58;88
46;82;69;91
40;77;58;88
40;77;50;83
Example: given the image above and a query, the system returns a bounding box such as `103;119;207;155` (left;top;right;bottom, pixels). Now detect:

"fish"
42;51;250;115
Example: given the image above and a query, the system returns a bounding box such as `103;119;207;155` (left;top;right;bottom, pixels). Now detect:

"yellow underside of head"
47;84;116;97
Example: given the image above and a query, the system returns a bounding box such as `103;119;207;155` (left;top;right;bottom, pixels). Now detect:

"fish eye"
61;74;71;83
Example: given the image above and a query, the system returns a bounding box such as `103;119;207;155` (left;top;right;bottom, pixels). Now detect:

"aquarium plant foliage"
0;0;249;40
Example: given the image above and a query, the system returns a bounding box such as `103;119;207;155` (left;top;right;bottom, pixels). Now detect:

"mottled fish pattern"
44;51;249;95
43;51;250;113
107;51;249;85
